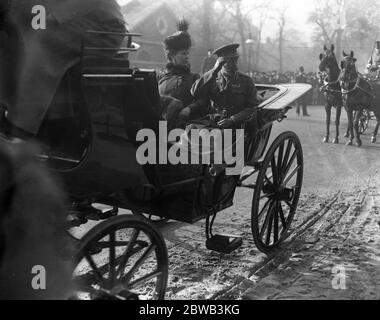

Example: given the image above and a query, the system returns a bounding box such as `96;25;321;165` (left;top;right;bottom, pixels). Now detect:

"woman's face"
171;49;190;67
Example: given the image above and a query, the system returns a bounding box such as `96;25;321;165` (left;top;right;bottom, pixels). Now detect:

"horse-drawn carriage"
0;31;310;300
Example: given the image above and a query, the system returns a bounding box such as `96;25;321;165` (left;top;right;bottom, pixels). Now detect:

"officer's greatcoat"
0;0;126;134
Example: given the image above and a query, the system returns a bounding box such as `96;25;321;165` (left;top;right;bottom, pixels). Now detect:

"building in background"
122;0;178;70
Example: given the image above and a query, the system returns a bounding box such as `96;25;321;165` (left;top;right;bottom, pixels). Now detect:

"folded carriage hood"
256;83;313;110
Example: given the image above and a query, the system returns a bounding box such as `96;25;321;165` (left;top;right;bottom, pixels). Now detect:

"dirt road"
157;106;380;300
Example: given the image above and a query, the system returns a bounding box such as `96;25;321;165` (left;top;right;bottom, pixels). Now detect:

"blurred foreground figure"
0;143;74;300
0;0;126;138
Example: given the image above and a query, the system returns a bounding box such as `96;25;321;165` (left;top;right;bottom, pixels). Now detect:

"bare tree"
253;3;270;68
271;3;288;73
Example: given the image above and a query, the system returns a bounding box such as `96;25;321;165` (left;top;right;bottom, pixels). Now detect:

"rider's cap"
164;19;192;53
213;43;240;58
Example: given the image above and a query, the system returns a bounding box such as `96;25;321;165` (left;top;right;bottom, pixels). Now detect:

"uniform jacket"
191;70;260;125
1;0;126;134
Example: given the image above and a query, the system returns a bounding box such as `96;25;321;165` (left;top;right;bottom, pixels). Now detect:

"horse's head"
340;50;358;89
319;44;338;74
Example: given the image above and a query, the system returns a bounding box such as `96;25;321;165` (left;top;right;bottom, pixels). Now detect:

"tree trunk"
279;27;284;73
201;0;213;55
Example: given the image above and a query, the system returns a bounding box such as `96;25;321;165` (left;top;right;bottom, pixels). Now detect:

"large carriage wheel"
251;131;303;254
72;215;168;300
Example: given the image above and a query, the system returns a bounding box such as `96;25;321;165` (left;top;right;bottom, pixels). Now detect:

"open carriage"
0;31;310;300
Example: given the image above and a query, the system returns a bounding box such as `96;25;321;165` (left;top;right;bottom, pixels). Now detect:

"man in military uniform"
365;41;380;79
0;0;126;139
191;43;260;129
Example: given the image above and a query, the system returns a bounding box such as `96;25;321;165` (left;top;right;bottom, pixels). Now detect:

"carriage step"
206;234;243;254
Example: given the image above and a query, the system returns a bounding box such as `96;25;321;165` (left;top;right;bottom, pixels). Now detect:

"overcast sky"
118;0;315;42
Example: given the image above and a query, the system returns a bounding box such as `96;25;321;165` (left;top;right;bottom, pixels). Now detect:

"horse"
318;44;347;144
340;51;380;146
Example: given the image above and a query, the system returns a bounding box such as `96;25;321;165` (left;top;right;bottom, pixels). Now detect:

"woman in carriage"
158;19;207;130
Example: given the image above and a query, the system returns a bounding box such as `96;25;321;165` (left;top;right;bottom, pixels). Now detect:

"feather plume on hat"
164;18;192;54
177;19;189;33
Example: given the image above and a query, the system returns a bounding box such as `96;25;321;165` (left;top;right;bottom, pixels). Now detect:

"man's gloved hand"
217;118;236;129
212;57;227;77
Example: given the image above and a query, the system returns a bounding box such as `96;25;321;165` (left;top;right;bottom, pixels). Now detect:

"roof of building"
122;0;173;30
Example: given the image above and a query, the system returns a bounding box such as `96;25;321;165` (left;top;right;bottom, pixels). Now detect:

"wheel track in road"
217;176;379;300
211;191;346;300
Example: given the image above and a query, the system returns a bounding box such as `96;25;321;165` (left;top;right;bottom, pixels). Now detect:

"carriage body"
0;32;310;299
39;58;301;226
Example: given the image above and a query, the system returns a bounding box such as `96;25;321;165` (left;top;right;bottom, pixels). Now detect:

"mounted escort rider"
0;0;126;140
365;41;380;80
191;43;260;129
158;19;207;130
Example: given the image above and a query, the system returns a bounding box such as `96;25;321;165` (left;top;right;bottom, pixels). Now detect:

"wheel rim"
252;132;303;253
73;216;168;300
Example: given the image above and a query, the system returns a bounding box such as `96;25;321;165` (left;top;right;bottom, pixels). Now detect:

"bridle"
320;76;342;94
319;52;342;94
340;60;375;98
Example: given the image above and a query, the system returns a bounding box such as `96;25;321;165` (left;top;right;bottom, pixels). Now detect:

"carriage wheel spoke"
285;200;295;212
128;269;162;290
259;198;274;220
84;253;104;284
283;165;301;186
276;142;285;180
282;140;293;173
279;204;287;229
108;232;116;285
264;174;273;186
260;192;275;200
260;201;275;238
116;229;140;278
122;244;156;283
284;150;297;177
273;202;279;243
266;208;275;245
271;158;279;184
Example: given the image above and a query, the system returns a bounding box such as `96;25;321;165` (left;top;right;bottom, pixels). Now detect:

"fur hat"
164;19;192;54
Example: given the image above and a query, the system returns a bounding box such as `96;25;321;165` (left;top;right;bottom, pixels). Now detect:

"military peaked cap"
213;43;240;58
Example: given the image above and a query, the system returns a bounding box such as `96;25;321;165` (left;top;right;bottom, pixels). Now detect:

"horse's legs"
346;109;354;146
353;109;363;147
324;104;331;143
333;105;341;144
344;107;350;138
